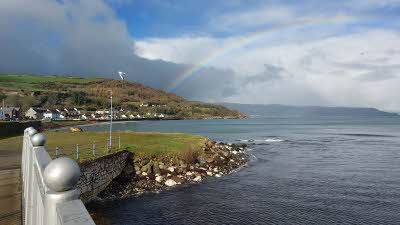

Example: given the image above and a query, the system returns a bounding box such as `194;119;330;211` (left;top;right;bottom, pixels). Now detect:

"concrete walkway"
0;147;21;225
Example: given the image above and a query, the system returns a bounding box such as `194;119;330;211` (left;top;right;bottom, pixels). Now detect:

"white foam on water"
265;138;285;142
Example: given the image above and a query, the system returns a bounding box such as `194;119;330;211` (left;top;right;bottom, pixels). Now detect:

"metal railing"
53;136;123;161
21;127;96;225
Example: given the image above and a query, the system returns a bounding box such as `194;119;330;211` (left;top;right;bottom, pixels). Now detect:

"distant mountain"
221;103;399;118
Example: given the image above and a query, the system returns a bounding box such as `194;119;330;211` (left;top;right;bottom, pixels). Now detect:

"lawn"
0;131;207;161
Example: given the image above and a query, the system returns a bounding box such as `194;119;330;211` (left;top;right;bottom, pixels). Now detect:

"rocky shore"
98;141;248;199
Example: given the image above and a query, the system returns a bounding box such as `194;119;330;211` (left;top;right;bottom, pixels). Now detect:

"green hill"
0;74;243;119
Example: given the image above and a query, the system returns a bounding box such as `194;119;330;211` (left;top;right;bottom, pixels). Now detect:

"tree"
5;95;21;107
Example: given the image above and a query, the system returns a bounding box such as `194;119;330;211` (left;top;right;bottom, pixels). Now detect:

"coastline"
96;141;249;200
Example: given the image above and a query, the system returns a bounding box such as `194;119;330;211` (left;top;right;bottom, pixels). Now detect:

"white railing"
21;127;96;225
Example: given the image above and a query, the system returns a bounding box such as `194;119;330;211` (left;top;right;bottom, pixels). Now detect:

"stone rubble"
98;141;248;199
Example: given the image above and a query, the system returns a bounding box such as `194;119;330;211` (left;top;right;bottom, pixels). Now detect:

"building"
25;107;45;120
0;107;21;120
43;110;61;120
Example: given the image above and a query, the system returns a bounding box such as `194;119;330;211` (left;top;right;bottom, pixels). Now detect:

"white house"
43;110;61;120
25;107;45;120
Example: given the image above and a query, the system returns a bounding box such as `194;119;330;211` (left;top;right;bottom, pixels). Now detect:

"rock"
140;158;150;167
165;179;177;187
193;176;202;182
215;174;221;178
186;171;193;176
190;165;194;170
134;166;140;171
140;166;148;172
172;176;185;184
167;166;175;172
155;176;163;183
141;172;148;176
196;156;206;165
153;163;161;174
207;171;213;176
135;171;141;175
205;156;214;163
232;150;238;155
213;168;219;172
70;127;82;132
159;162;165;169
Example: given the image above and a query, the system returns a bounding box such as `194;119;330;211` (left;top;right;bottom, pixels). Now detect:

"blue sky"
0;0;400;111
105;0;400;39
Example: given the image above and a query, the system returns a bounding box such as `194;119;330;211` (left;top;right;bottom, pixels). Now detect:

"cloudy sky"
1;0;400;111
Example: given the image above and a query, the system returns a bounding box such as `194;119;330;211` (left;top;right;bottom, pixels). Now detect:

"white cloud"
137;30;400;111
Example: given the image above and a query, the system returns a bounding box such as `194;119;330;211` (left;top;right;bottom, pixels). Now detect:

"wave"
265;138;285;142
236;138;286;143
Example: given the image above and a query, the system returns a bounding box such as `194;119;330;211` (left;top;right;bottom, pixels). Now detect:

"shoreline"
95;141;249;201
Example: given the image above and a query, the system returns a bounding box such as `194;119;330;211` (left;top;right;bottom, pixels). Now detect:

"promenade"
0;144;21;225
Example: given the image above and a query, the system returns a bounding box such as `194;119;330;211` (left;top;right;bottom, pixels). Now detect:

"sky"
1;0;400;111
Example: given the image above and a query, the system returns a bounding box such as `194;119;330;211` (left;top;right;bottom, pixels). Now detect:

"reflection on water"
86;117;400;225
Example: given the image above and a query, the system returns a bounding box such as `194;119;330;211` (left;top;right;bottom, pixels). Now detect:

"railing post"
76;144;79;160
92;141;96;156
43;158;81;225
118;136;121;149
55;147;59;159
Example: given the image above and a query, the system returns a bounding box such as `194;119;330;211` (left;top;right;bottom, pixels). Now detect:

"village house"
0;107;21;120
25;107;45;120
43;110;61;120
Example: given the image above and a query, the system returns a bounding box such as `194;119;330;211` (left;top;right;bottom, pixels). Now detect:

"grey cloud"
0;0;236;101
244;64;285;85
357;69;398;82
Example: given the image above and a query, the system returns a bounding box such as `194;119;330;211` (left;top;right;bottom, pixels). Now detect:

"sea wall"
77;150;132;203
0;121;41;138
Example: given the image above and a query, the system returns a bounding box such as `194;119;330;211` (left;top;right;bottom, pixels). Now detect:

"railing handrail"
21;127;96;225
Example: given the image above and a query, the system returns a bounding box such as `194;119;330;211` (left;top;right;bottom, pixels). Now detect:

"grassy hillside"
0;74;243;119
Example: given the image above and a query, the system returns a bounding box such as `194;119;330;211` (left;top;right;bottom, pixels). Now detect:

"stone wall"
77;150;132;203
0;121;41;138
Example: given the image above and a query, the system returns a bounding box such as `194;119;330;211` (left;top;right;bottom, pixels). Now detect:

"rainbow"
165;15;345;92
166;29;270;92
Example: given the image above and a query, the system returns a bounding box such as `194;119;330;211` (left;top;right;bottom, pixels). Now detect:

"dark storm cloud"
0;0;236;101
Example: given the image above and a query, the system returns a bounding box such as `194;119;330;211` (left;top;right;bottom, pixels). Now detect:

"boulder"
172;176;185;184
153;163;161;174
165;179;177;187
193;176;202;182
167;166;175;172
155;176;163;183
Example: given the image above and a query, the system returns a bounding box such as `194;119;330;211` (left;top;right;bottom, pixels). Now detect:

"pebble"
168;167;175;172
141;172;148;176
207;171;213;176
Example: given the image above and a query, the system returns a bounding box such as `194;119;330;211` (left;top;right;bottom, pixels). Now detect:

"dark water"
86;117;400;225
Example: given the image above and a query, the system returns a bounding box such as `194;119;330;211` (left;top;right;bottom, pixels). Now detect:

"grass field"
0;131;206;161
0;74;102;91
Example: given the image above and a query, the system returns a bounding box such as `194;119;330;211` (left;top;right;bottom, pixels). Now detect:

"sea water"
86;116;400;225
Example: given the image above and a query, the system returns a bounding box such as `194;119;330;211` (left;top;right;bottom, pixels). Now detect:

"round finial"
43;158;81;192
25;127;34;132
27;128;38;137
31;133;46;146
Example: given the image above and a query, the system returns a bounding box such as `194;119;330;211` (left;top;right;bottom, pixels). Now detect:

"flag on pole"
118;71;125;80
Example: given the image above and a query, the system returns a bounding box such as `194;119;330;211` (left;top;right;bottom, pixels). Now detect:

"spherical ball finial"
44;158;81;192
31;133;46;146
27;128;38;137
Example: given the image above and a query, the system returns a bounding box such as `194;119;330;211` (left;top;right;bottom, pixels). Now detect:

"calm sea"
86;116;400;225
